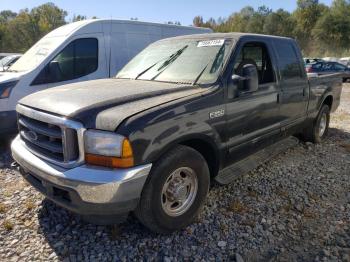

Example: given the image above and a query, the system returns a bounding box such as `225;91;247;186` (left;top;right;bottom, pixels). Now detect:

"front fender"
117;87;226;167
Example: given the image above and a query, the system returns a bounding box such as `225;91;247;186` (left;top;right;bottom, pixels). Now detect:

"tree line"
194;0;350;57
0;3;94;53
1;1;350;57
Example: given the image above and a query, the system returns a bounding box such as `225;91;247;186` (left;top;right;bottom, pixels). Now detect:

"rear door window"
274;40;303;80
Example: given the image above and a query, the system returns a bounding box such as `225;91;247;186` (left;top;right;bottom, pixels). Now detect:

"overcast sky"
0;0;334;25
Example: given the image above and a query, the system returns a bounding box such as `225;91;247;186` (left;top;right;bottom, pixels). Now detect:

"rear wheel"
135;145;210;234
301;104;330;143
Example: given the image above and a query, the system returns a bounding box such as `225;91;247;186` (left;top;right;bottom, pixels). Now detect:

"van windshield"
9;36;65;72
117;38;233;85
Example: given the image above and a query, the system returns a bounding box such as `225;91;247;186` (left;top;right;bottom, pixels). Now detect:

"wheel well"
323;96;333;110
180;139;219;178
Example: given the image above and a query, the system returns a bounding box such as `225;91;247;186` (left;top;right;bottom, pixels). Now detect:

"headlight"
84;130;134;168
0;80;18;99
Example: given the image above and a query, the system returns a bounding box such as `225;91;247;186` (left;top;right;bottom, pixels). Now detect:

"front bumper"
11;136;152;223
0;110;17;136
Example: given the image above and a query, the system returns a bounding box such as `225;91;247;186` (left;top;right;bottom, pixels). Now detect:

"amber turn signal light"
85;138;134;168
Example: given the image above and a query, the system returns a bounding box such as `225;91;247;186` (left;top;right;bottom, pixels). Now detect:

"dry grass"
247;189;259;199
3;180;27;195
302;208;318;219
2;191;12;197
228;199;248;214
282;201;293;213
340;143;350;153
332;112;349;122
307;191;320;202
2;220;14;231
0;203;7;213
276;189;289;198
25;200;35;210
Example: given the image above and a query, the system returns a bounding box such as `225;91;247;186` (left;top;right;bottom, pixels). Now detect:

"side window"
334;63;346;70
32;38;98;85
312;63;322;70
75;39;99;77
234;42;275;85
323;63;333;71
275;41;303;80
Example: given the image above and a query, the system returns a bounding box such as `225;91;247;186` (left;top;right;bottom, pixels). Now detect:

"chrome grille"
16;104;85;168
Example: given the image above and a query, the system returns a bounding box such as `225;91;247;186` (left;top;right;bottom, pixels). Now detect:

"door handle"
277;93;282;103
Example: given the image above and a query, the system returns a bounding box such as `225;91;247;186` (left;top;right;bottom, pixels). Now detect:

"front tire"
302;104;330;143
135;145;210;234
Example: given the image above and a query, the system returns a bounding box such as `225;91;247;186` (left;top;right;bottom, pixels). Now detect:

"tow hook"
11;161;20;170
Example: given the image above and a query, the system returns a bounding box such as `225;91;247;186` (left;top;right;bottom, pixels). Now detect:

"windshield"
117;38;233;85
9;36;65;72
0;56;14;67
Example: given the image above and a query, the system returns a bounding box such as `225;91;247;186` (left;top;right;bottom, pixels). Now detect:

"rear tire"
135;145;210;234
301;104;330;143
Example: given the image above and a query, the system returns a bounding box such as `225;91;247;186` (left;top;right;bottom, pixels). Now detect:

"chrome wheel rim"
161;167;198;217
319;113;327;137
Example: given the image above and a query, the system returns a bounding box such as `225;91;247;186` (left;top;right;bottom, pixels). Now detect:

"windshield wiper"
134;45;189;81
192;62;210;86
156;45;188;72
134;62;159;80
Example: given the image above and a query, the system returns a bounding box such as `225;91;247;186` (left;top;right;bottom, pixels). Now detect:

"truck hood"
19;78;206;130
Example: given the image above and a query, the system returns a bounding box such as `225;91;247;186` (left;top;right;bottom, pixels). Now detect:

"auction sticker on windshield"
197;39;225;47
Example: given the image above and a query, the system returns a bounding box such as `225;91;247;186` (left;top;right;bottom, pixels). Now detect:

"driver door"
225;39;281;165
29;34;107;94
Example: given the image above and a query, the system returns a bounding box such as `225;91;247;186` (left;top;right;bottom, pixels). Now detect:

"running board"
215;136;299;185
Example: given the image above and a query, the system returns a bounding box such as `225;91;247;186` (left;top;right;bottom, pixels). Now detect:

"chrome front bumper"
11;136;152;216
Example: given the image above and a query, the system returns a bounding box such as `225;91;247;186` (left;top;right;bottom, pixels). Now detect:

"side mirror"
232;64;259;94
240;64;259;93
48;61;61;82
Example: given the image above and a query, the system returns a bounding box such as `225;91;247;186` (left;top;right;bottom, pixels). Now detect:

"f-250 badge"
209;109;225;119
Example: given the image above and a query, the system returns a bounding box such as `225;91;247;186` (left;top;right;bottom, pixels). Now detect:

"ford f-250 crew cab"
11;33;342;234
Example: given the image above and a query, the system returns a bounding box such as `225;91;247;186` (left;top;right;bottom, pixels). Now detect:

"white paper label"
197;39;225;47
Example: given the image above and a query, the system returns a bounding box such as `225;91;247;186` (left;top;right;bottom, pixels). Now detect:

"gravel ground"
1;84;350;261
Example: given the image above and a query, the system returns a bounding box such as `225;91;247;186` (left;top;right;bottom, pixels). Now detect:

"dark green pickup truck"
12;33;342;233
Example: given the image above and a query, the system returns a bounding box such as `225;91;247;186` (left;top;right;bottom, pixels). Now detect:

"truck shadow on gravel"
0;137;15;168
32;127;350;261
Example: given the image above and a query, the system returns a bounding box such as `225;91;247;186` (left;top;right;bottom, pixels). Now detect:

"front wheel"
301;104;330;143
135;145;210;234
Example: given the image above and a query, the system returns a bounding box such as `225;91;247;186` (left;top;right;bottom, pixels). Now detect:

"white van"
0;19;211;135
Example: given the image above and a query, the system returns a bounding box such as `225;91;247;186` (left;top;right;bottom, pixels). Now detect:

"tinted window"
334;63;346;70
311;63;323;69
275;41;303;80
32;38;98;85
322;63;333;71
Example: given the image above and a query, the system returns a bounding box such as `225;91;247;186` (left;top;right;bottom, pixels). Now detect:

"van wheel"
135;145;210;234
302;104;330;143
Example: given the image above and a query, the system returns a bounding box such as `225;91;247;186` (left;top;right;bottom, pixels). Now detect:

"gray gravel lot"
1;85;350;261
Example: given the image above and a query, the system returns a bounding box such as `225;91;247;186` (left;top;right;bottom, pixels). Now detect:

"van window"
234;42;275;85
275;41;303;80
32;38;98;85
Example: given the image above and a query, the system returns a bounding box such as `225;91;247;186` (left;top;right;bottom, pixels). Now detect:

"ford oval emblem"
26;130;38;141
